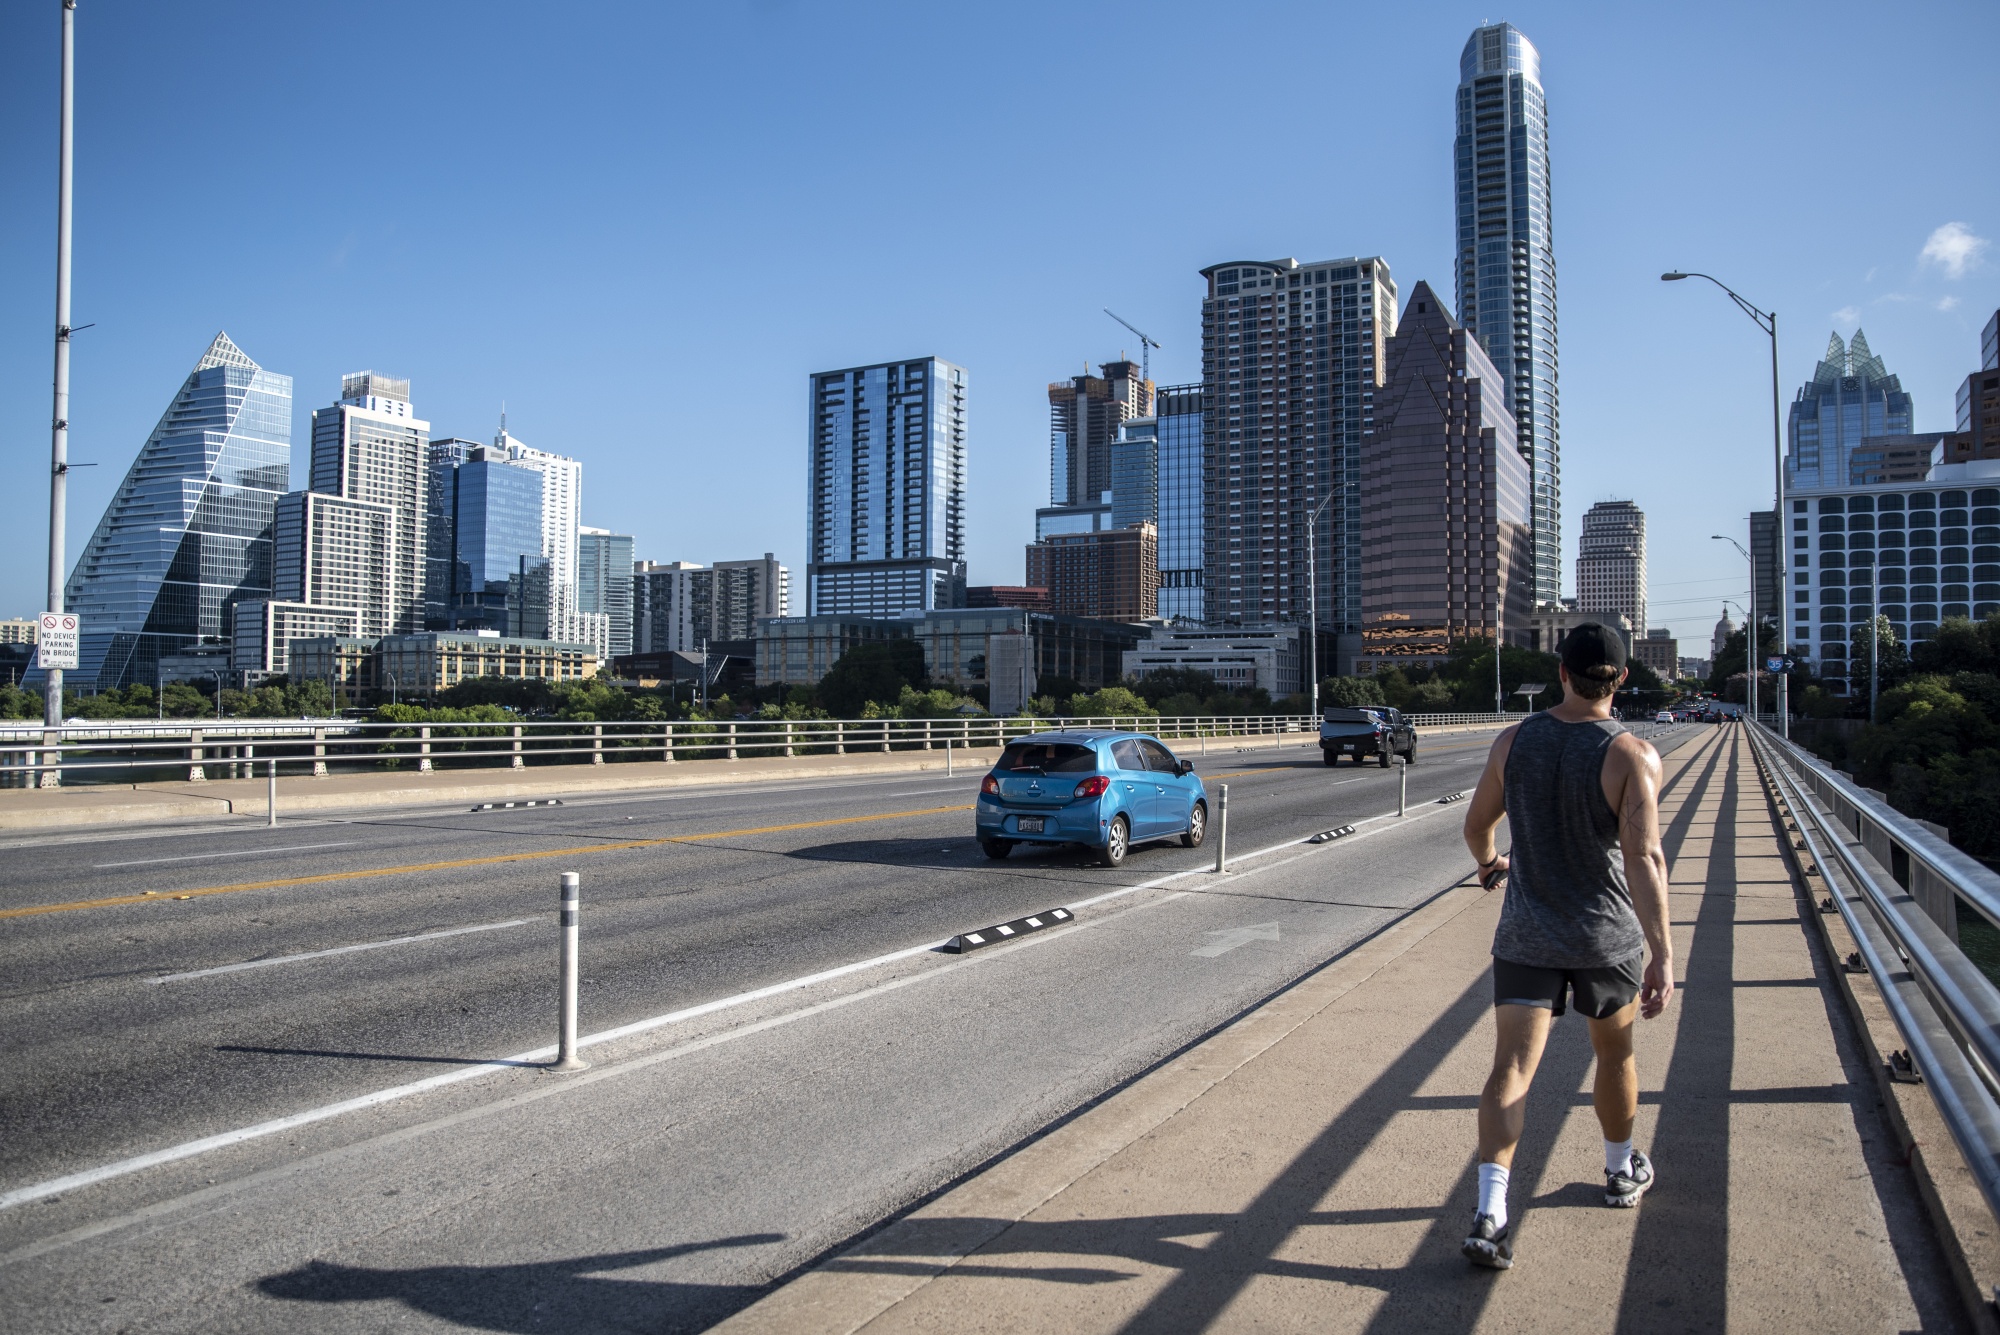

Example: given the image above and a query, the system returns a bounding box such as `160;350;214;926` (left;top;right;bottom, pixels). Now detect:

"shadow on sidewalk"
808;733;1738;1332
257;1235;782;1333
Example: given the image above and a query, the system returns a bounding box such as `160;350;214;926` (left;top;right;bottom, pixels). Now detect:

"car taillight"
1073;775;1110;798
981;775;1000;796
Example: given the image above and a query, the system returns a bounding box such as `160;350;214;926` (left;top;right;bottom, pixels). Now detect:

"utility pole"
43;0;77;740
1493;593;1503;714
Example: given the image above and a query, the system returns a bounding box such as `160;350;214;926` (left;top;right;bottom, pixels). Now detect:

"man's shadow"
257;1235;780;1334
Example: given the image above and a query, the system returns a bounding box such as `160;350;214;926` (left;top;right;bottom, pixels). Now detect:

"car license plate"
1342;743;1356;751
1017;816;1045;833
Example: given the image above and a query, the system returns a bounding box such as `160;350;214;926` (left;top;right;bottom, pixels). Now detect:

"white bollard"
554;872;586;1071
267;758;277;828
1213;784;1229;874
1398;755;1408;816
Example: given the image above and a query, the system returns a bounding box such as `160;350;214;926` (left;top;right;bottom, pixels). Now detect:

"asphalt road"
0;721;1709;1333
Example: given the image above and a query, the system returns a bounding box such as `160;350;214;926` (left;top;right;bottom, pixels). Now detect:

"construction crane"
1103;309;1161;382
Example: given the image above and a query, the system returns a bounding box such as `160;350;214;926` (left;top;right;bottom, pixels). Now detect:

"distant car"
1655;710;1674;723
1320;706;1417;767
976;731;1207;868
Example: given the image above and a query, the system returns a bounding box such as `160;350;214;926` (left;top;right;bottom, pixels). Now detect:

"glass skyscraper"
1456;22;1560;605
62;332;291;689
1786;330;1915;490
807;357;967;615
449;446;548;636
1155;384;1204;622
578;527;636;658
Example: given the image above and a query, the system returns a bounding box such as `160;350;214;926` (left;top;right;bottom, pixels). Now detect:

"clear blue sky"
2;0;1996;654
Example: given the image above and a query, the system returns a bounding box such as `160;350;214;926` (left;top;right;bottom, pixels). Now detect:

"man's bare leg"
1465;1002;1551;1267
1478;1003;1553;1168
1586;1003;1639;1143
1587;1002;1654;1204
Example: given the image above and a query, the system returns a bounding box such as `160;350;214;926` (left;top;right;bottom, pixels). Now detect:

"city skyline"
2;3;1996;655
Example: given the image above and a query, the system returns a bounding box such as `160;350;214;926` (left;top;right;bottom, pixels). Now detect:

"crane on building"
1103;310;1161;383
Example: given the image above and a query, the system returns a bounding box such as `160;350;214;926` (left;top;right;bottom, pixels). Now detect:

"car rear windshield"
1322;708;1382;723
997;742;1099;774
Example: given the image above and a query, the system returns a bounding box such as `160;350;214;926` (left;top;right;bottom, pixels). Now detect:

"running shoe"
1461;1211;1513;1269
1605;1148;1655;1208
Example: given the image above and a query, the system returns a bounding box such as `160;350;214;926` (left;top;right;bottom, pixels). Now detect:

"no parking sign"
36;613;79;670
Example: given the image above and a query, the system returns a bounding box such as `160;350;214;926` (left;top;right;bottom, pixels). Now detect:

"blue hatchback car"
976;731;1208;867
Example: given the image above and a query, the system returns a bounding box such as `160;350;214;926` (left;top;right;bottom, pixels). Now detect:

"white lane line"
93;842;356;869
0;799;1458;1213
147;919;535;985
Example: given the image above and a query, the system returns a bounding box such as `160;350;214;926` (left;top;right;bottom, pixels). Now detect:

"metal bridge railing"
1748;721;2000;1230
0;711;1517;787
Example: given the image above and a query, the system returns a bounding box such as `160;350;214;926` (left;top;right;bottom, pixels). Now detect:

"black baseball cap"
1559;623;1627;674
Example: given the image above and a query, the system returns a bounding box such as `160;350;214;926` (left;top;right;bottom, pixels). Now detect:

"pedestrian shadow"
256;1235;782;1333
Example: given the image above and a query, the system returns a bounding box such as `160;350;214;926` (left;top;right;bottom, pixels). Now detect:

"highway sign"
36;612;79;670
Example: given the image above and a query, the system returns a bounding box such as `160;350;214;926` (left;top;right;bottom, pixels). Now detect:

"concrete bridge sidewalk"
718;725;1974;1333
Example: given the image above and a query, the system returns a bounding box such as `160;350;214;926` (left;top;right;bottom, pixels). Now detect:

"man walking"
1458;624;1675;1270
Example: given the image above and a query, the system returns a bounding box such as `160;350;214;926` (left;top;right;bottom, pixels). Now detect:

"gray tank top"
1492;711;1644;969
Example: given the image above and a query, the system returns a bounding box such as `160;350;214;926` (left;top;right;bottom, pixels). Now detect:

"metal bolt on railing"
554;872;586;1071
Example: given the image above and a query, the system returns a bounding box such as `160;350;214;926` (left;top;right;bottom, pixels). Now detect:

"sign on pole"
36;613;79;671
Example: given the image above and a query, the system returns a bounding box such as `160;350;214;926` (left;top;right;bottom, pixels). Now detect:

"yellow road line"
1;740;1494;922
0;803;975;921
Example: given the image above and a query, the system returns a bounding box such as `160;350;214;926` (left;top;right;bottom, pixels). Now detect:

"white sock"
1477;1161;1509;1227
1605;1138;1634;1178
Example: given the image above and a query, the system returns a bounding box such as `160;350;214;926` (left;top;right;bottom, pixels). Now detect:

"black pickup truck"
1319;706;1417;767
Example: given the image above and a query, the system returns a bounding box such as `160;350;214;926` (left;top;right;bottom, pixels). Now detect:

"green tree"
1320;675;1387;709
1063;685;1155;718
1126;667;1220;708
818;640;928;717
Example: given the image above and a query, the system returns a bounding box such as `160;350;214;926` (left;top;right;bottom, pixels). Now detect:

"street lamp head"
1662;272;1689;281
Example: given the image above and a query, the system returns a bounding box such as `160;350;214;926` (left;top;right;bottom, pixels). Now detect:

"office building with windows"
1633;628;1678;679
424;438;479;627
270;489;396;636
807;357;967;615
1198;255;1397;645
494;430;585;635
61;332;291;690
1785;331;1915;490
1109;417;1159;532
1576;500;1646;635
1026;522;1158;622
1155;383;1205;622
310;373;430;634
1360;282;1534;670
633;554;790;654
754;608;1143;697
229;600;361;678
578;527;636;658
1457;22;1561;605
1788;464;2000;691
1050;360;1151;510
445;445;549;637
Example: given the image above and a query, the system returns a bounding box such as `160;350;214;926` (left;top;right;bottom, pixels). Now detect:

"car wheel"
1404;743;1417;765
1182;801;1206;848
980;838;1013;860
1378;748;1391;768
1098;815;1129;867
1322;749;1338;767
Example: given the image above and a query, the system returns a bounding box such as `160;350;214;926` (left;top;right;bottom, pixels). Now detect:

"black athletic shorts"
1492;954;1643;1019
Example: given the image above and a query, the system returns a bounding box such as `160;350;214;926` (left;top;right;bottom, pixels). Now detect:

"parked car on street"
1319;706;1417;767
976;731;1207;868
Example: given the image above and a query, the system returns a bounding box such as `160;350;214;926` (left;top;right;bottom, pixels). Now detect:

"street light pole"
1666;271;1785;734
1305;491;1334;717
43;0;78;740
1713;534;1757;723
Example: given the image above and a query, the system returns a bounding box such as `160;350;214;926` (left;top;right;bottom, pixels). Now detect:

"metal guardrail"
0;711;1519;787
1748;721;2000;1230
